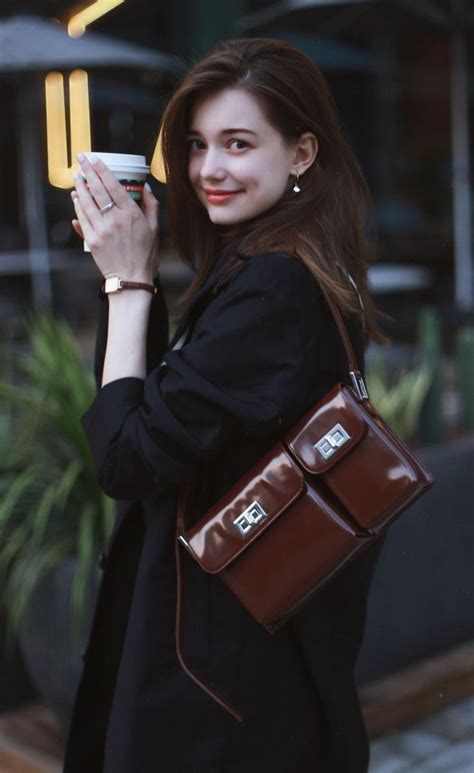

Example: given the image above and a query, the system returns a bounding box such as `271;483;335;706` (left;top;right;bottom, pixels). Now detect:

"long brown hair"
161;36;384;341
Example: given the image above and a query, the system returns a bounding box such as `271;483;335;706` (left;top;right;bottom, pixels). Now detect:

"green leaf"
365;356;433;440
0;465;37;529
0;523;32;584
0;308;102;629
100;492;116;545
28;479;67;549
6;542;72;636
71;502;96;640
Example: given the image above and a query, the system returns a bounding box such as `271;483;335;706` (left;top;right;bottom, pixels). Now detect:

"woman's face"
187;88;297;225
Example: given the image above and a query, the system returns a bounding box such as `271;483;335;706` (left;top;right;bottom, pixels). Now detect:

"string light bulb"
68;0;125;38
45;70;91;188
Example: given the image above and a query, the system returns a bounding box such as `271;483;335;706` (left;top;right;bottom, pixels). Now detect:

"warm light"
45;70;91;189
45;0;167;190
151;127;167;183
68;0;125;37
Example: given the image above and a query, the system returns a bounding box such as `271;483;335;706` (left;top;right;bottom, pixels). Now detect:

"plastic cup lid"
84;151;149;174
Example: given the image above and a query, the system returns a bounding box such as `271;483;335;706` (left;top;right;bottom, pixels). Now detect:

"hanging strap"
175;474;244;722
173;266;368;722
169;328;244;721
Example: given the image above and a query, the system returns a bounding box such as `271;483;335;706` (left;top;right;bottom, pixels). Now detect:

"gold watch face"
104;276;122;293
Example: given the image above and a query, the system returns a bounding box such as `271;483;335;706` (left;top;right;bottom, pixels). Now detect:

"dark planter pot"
356;435;474;685
0;606;37;712
17;557;98;736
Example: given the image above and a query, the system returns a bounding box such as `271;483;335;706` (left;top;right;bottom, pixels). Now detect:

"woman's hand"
71;153;160;282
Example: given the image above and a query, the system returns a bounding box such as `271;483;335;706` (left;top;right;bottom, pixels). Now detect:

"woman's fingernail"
90;154;99;165
77;152;85;162
144;182;151;192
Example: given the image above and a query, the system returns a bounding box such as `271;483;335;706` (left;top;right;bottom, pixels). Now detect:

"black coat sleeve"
80;254;321;500
93;273;169;390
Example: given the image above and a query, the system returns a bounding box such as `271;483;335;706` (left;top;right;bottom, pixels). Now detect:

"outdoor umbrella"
0;14;178;72
263;30;378;70
0;15;179;306
239;0;460;39
240;0;474;310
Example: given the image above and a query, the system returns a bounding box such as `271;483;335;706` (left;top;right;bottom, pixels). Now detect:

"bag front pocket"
219;482;374;631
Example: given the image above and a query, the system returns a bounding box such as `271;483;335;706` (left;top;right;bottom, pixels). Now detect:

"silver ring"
100;201;116;215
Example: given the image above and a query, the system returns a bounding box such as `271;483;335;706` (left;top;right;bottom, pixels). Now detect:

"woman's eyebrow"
187;128;258;136
221;128;258;135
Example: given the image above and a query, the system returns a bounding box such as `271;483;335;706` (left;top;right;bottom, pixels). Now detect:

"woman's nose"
199;149;226;181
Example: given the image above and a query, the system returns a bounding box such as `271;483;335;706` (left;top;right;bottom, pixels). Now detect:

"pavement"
0;704;62;773
369;694;474;772
0;694;473;772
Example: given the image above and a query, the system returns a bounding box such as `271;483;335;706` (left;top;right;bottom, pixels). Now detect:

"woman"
64;37;385;773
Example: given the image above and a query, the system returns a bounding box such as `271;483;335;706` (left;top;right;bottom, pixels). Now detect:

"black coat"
63;251;384;773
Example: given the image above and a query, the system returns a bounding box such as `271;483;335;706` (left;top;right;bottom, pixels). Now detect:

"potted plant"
0;339;37;712
364;351;433;441
357;342;474;686
0;310;115;731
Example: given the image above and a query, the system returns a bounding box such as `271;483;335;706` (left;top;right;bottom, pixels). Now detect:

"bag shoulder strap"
320;286;369;401
322;290;359;370
173;263;368;722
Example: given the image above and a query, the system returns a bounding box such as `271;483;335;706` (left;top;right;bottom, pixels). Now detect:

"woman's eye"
188;139;205;150
229;139;249;151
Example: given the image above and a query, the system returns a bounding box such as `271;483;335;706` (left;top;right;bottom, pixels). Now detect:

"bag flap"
184;442;305;573
284;384;367;474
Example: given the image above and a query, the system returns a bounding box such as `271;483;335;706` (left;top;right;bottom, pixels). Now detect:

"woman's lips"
204;190;243;204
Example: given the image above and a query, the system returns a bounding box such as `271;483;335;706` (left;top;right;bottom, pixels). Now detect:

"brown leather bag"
175;290;435;722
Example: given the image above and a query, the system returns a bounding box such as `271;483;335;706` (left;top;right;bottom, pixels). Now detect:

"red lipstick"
204;189;243;204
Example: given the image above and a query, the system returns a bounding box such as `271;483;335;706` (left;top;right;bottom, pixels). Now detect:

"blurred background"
0;1;473;771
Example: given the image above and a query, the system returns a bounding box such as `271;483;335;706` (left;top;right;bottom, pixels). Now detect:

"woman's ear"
291;132;319;176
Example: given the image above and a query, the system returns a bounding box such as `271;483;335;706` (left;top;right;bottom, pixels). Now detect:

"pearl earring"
293;171;301;193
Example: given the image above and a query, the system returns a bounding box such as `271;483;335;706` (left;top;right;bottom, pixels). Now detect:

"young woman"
64;37;385;773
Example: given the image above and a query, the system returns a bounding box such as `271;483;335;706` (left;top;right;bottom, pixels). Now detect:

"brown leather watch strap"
120;280;157;294
101;277;157;295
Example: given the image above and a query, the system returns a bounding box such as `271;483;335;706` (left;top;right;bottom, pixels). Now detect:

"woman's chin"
207;204;263;226
208;211;246;226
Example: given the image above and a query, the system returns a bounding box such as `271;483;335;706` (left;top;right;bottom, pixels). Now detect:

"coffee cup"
81;152;150;251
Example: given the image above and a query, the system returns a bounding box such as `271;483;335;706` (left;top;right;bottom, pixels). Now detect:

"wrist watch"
101;275;157;296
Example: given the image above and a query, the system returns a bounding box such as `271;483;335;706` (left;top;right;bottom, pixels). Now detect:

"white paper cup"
81;152;150;252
